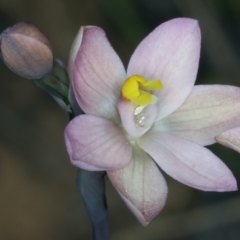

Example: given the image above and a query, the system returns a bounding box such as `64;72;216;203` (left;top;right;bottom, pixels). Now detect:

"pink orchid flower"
64;18;239;225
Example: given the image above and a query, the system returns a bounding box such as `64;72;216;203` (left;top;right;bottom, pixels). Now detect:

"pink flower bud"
0;22;53;79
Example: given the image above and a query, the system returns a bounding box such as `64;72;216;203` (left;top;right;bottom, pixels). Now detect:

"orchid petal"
73;161;107;171
155;85;240;146
118;98;157;138
138;130;237;191
216;128;240;154
68;26;126;121
127;18;201;120
64;115;132;171
107;146;168;226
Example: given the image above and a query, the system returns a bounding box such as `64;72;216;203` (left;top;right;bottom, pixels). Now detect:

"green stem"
77;170;109;240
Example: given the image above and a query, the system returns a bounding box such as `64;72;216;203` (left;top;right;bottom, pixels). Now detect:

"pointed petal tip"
216;179;238;192
128;17;201;121
229;181;238;192
69;25;125;119
68;25;98;79
138;131;237;192
168;17;199;28
198;168;238;192
118;191;150;226
215;128;240;154
188;171;238;192
68;26;84;78
221;172;238;192
170;17;200;37
108;147;168;225
117;190;165;226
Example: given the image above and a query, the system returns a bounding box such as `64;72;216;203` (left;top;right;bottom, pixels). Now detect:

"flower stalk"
77;170;108;240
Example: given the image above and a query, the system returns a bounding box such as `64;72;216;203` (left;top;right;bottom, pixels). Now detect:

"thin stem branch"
77;169;109;240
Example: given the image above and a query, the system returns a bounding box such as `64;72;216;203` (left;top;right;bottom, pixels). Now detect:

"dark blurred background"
1;0;240;239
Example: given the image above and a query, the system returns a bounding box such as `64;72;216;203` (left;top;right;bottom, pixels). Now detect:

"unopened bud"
0;22;53;79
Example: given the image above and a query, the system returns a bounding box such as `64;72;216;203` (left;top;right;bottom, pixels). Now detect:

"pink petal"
64;115;132;171
68;26;126;121
127;18;201;120
216;128;240;154
71;161;107;171
155;85;240;146
118;98;157;138
108;146;168;226
138;130;237;192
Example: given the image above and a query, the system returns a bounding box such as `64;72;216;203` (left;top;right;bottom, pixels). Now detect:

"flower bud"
0;22;53;79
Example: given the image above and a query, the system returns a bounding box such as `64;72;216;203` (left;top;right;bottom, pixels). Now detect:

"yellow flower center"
121;75;163;106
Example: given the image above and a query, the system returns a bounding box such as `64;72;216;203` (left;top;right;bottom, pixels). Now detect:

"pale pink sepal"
138;130;237;192
64;115;132;171
118;98;157;138
68;26;126;121
68;26;84;81
216;128;240;154
155;85;240;146
127;18;201;121
73;161;108;171
107;146;168;226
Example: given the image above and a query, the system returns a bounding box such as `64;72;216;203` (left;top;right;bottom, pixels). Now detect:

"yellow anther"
121;76;140;99
121;75;163;106
144;80;163;90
